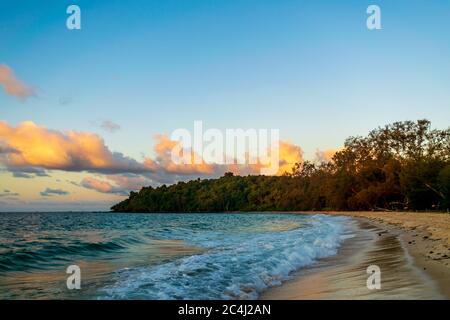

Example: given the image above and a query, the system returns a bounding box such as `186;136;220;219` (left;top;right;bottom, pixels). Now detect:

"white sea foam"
100;214;352;300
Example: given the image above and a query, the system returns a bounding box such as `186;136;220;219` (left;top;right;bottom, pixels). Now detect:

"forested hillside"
112;120;450;212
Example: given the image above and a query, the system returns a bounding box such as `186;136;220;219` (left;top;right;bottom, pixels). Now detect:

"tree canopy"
112;120;450;213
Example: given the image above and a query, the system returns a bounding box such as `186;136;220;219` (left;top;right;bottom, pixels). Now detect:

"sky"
1;0;449;211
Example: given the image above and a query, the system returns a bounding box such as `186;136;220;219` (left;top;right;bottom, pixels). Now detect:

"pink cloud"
0;64;35;100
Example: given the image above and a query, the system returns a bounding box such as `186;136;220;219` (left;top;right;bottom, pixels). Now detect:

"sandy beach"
262;211;450;300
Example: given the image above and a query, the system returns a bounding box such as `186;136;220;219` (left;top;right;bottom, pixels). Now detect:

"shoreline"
262;211;450;299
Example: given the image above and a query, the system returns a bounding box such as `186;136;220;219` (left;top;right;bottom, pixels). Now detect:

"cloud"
276;140;304;175
81;177;119;194
100;120;121;133
81;174;149;195
40;188;69;197
0;190;19;197
8;166;50;178
144;134;216;176
315;148;343;163
0;141;19;154
144;135;303;181
0;64;35;100
0;121;147;174
1;121;305;187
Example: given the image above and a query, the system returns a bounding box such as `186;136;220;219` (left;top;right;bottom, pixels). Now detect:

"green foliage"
438;165;450;210
112;120;450;213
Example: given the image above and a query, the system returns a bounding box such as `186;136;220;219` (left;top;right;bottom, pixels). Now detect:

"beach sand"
261;212;450;300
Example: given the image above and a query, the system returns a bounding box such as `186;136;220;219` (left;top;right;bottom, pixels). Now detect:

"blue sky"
1;0;449;210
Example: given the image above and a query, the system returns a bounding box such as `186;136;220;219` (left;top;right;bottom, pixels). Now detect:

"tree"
111;120;450;213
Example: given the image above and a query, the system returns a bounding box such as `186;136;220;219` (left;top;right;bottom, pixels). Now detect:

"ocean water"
0;212;352;299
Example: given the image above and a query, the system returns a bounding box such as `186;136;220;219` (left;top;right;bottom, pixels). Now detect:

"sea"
0;212;353;299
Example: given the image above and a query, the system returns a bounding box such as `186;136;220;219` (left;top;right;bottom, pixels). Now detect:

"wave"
100;215;353;300
0;236;143;272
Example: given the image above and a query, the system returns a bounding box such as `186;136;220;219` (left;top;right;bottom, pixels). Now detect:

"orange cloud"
0;65;35;100
0;121;146;174
144;134;215;175
1;121;305;186
276;140;303;175
145;135;302;177
315;148;343;163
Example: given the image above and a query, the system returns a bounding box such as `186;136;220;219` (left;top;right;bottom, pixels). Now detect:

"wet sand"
262;214;450;300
